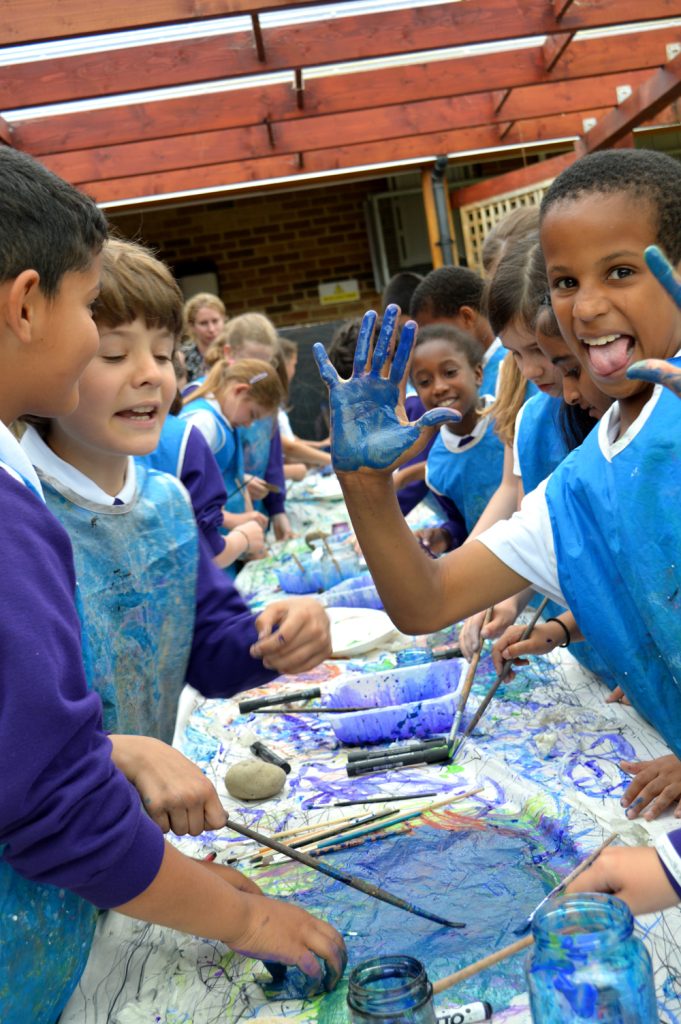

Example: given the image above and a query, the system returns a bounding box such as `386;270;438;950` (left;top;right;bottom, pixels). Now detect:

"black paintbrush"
225;816;465;929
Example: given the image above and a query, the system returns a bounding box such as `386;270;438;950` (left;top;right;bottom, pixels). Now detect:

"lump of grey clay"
225;760;286;801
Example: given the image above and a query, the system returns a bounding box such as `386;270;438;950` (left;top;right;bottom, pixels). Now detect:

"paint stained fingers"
352;309;377;376
370;303;399;375
313;342;341;390
389;319;417;387
645;244;681;308
620;754;681;819
626;358;681;397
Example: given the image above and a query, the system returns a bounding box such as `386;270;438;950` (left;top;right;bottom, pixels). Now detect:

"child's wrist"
233;527;250;556
545;617;571;647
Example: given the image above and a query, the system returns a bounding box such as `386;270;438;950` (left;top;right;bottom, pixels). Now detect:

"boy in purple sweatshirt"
0;148;345;1024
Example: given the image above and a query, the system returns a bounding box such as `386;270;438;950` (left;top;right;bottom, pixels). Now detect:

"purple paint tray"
323;659;463;745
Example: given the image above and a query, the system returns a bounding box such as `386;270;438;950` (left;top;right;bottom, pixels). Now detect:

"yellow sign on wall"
318;278;360;305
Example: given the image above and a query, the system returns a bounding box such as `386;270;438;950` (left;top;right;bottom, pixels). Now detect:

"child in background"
410;266;506;394
221;312;293;539
277;336;331;469
481;205;539;278
22;239;333;746
413;323;504;550
0;147;344;1024
181;292;227;383
314;148;681;825
181;358;281;527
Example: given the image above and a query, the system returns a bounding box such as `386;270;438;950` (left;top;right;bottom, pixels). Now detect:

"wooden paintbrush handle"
432;934;533;993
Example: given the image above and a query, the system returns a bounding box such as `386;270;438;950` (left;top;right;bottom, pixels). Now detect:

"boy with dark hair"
0;149;344;1024
410;265;505;393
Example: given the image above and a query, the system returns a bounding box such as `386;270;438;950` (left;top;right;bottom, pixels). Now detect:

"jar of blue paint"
526;893;657;1022
347;955;436;1024
396;648;431;667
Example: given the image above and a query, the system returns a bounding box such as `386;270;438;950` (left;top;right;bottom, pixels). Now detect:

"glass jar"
525;893;658;1023
396;648;432;667
347;955;436;1024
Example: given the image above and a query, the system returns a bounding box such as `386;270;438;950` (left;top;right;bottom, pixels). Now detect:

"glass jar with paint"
347;955;436;1024
525;893;657;1023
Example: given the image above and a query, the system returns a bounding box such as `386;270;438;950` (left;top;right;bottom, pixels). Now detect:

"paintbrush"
310;789;483;851
455;597;550;749
239;687;321;713
305;528;343;576
252;706;368;715
248;809;397;860
446;607;492;752
346;739;446;763
224;816;465;929
323;791;439;807
431;831;619;995
310;826;409;857
512;832;618;935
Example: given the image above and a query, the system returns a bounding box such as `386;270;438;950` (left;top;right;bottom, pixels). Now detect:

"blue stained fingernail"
645;245;681;300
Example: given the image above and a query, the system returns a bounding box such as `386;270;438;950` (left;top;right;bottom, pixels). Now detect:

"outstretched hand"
313;304;460;473
626;247;681;398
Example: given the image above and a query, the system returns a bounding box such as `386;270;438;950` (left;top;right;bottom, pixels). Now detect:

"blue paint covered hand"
626;247;681;398
313;304;460;473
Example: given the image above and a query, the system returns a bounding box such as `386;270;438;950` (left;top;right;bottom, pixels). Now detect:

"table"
61;488;681;1024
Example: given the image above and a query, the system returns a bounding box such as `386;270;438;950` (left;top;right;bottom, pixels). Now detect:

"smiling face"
192;305;225;354
501;317;562;397
536;325;612;421
48;317;177;493
541;192;681;427
411;337;483;435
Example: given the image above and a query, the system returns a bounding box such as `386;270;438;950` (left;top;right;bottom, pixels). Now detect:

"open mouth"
116;406;157;422
581;333;634;378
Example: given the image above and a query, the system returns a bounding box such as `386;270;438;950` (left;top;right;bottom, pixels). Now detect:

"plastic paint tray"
323;659;463;744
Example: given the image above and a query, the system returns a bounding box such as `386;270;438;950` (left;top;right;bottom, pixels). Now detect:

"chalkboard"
279;320;346;441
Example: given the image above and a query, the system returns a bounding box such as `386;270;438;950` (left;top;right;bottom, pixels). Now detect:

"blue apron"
240;415;275;513
40;464;198;743
546;367;681;755
139;412;190;478
426;416;504;533
0;454;98;1024
482;342;507;395
180;398;245;513
518;393;616;686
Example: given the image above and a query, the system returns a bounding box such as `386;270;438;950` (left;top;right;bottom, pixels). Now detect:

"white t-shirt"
278;408;294;440
478;382;667;606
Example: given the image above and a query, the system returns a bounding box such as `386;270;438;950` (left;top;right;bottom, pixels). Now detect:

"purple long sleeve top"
0;470;164;908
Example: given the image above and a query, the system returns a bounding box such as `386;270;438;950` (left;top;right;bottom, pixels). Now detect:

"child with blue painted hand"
410;323;504;554
315;148;681;825
0;149;345;1024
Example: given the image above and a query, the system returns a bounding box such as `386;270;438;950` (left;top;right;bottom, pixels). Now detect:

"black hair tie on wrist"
546;617;570;648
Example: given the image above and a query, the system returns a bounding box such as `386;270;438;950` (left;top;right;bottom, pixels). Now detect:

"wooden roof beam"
542;31;574;73
554;0;576;20
2;0;676;93
0;117;13;146
577;50;681;153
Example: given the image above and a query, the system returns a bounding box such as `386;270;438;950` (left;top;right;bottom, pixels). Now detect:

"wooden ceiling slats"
1;1;323;46
2;0;678;109
35;68;651;186
578;50;681;152
11;28;677;158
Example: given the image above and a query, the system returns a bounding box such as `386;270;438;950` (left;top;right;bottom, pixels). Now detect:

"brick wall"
107;178;387;328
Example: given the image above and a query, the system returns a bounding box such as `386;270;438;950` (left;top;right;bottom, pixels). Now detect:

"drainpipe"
431;155;455;266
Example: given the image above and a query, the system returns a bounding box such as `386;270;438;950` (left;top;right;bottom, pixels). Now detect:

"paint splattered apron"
240;415;275;513
180;397;245;513
546;368;681;756
40;464;198;743
426;417;504;533
518;393;615;686
0;454;98;1024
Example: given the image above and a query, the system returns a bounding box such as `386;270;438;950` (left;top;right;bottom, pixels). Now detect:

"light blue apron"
180;398;245;513
546;365;681;754
40;464;198;743
518;393;616;686
426;417;504;532
240;415;275;513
